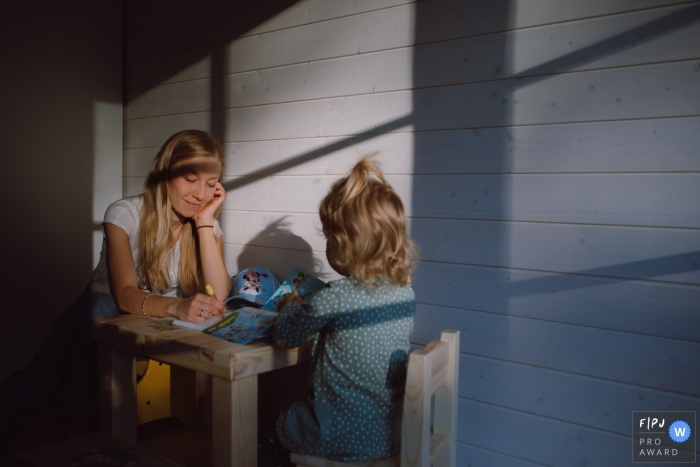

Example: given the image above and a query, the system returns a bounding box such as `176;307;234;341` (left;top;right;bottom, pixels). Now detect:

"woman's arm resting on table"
104;222;225;322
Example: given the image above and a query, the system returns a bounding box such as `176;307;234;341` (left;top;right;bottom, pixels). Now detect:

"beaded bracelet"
141;293;154;316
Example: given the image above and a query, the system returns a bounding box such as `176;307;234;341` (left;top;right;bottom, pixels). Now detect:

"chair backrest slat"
428;341;450;394
401;330;459;467
401;349;430;467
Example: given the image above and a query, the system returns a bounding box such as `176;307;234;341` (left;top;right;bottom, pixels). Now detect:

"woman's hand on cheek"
194;182;226;225
168;293;226;322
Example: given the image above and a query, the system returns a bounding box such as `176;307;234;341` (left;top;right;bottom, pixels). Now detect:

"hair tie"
196;225;214;229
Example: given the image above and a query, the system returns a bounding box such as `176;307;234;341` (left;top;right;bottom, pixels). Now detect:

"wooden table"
93;314;309;467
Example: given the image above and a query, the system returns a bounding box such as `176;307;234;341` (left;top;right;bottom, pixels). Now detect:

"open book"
202;267;326;344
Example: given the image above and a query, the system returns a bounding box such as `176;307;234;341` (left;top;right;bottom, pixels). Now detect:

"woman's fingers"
193;184;226;226
191;293;225;318
214;182;226;199
175;294;225;322
206;183;227;209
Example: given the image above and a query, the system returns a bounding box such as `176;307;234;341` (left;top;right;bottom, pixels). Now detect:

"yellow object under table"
135;358;199;426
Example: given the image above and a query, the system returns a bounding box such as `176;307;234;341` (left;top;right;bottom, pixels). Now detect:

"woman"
96;129;231;319
0;129;232;452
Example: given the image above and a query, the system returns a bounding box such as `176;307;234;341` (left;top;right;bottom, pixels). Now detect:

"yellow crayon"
205;284;224;317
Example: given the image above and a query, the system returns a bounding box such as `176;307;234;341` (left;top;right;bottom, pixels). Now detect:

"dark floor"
2;363;309;466
1;390;212;466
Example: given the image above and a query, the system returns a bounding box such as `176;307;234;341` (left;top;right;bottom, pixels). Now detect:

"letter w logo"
674;427;687;437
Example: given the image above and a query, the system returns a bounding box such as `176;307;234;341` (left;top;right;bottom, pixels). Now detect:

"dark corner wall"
0;1;123;384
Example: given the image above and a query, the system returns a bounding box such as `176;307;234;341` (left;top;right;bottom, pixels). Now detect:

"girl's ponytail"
342;154;387;201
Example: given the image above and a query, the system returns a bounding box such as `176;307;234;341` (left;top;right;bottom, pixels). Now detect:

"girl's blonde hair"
137;129;225;297
319;156;418;286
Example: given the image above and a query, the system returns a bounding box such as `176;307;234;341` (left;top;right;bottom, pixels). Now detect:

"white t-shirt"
89;196;223;297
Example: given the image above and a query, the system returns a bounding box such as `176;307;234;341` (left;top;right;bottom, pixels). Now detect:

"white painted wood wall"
123;0;700;464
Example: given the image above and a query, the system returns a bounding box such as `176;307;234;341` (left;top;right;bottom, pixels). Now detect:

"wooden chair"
291;330;460;467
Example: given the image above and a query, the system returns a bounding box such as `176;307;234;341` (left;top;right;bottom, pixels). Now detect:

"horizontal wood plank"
457;354;700;437
126;4;700;114
411;219;700;285
218;211;700;284
412;261;700;342
457;399;633;467
412;302;700;394
406;173;700;227
457;442;546;467
127;0;418;31
125;61;700;146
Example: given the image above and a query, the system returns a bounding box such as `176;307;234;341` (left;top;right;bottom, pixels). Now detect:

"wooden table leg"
212;375;258;467
170;365;199;425
98;343;137;446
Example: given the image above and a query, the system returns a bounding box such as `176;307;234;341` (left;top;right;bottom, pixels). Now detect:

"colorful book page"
261;267;326;312
202;308;278;344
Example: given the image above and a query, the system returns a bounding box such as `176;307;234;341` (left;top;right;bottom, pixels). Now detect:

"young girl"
268;157;418;463
0;129;231;453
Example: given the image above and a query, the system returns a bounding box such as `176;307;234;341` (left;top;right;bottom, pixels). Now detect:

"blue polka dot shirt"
274;277;415;461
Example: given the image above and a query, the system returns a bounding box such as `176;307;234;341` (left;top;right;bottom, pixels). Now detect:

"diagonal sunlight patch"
221;115;414;192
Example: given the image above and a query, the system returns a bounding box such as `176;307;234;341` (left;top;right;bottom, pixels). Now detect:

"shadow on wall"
125;0;305;143
234;218;325;283
408;1;700;464
408;0;700;322
408;0;511;371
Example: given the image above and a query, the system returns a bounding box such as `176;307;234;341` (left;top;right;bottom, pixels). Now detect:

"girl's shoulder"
324;276;414;300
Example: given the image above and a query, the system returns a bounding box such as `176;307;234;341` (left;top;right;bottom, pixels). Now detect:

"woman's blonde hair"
319;156;418;286
137;129;225;297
